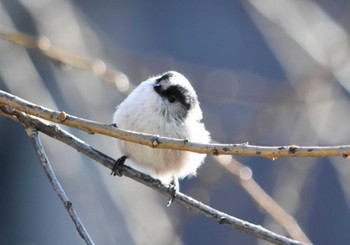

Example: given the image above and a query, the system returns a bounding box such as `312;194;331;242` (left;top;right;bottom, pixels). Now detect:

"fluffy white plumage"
113;71;210;185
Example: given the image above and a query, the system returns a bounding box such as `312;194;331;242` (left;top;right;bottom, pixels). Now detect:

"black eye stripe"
163;85;193;110
155;72;175;84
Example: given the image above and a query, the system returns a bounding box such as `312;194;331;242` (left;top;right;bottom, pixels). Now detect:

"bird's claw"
167;176;179;207
111;156;127;176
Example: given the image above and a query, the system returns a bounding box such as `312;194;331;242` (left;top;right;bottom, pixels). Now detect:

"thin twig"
1;106;308;245
24;125;95;245
1;89;350;159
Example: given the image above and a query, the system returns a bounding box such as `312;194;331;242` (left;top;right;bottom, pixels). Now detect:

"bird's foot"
111;156;127;176
167;176;179;207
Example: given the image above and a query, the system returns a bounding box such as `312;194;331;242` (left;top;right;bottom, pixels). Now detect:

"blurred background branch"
0;29;132;93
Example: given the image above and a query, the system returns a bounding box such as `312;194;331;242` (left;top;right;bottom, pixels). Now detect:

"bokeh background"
1;0;350;244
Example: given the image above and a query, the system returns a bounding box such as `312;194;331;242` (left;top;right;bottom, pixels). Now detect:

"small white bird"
112;71;210;204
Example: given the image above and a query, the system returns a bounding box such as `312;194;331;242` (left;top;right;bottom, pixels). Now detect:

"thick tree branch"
1;107;307;245
1;89;350;159
24;125;94;245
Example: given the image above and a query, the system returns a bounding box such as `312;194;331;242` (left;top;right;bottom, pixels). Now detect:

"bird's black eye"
168;95;177;103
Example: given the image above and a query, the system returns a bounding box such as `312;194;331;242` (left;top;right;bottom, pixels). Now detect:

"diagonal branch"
24;125;95;245
1;106;308;245
1;89;350;159
0;105;311;243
